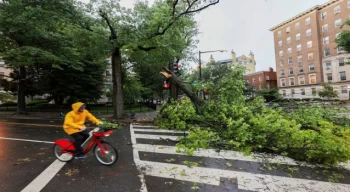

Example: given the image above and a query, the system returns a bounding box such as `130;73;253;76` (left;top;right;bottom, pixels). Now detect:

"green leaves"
156;67;350;166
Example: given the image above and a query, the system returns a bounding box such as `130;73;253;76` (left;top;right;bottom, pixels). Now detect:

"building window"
335;19;342;28
337;46;345;53
298;66;303;73
324;48;330;57
307;41;312;48
301;89;305;95
306;29;311;37
321;12;327;20
280;70;285;76
296;33;301;41
289;77;295;86
299;76;305;85
312;88;317;95
322;24;328;32
309;64;315;72
279;50;283;57
340;71;346;81
348;0;350;8
278;31;281;37
341;86;347;93
288;57;293;64
286;27;291;33
266;76;270;80
297;55;302;64
267;83;270;89
339;58;345;66
252;78;256;82
291;89;295;95
336;32;341;39
279;60;284;66
282;90;286;96
281;79;286;87
295;22;300;29
308;52;314;60
278;40;282;47
259;84;262;90
288;47;292;54
289;68;294;75
323;36;329;45
296;44;301;51
310;74;316;84
327;73;332;81
334;5;340;14
286;37;291;44
326;61;332;69
259;76;262;81
305;17;311;25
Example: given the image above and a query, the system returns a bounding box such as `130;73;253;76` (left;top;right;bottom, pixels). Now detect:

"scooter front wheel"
94;141;118;166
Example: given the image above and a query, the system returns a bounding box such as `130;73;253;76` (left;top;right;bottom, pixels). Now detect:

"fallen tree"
156;67;350;166
160;66;204;113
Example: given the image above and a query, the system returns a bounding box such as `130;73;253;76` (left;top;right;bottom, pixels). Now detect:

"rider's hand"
80;126;86;131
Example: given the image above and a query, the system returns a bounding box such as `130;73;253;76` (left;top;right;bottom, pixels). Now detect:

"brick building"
270;0;350;99
244;68;277;91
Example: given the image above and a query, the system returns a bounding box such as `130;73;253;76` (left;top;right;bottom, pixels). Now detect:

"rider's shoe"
75;154;87;159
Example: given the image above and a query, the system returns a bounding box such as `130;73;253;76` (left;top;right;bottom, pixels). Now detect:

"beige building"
270;0;350;100
209;50;256;74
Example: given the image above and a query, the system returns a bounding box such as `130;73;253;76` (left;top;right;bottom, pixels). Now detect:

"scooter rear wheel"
53;144;74;162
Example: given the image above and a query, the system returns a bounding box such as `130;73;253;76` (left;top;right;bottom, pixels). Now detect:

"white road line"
21;159;66;192
134;134;179;141
130;124;148;192
133;143;295;164
131;125;350;191
133;129;188;134
0;136;54;144
133;125;154;128
20;129;98;192
137;160;350;192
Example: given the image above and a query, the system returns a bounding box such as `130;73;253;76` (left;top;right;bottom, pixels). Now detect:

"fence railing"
0;103;156;114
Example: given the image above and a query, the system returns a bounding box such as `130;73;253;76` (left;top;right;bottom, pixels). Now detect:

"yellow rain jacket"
63;102;101;135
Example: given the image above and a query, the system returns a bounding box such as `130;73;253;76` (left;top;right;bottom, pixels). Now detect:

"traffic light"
163;80;169;89
173;63;179;75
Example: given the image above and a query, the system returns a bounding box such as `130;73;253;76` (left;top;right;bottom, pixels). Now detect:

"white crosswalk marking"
130;124;350;192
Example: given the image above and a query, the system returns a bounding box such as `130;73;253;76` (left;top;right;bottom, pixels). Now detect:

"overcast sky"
83;0;329;71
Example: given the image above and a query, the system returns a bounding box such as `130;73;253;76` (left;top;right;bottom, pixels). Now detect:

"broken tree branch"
160;67;204;113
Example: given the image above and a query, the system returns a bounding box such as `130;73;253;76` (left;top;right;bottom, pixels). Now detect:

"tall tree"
82;0;220;118
0;0;83;114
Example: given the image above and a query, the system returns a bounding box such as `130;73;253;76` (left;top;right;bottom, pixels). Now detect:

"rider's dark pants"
71;130;89;155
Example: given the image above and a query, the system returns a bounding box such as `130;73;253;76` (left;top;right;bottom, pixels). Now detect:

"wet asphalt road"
0;118;141;192
1;118;350;192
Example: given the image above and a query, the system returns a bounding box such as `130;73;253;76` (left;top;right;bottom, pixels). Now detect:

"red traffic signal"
163;80;169;88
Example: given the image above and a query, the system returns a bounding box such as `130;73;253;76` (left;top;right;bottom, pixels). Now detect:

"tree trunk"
161;68;204;113
111;48;124;119
17;66;27;114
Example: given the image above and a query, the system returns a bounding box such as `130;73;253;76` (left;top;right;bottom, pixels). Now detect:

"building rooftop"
269;0;340;31
218;59;233;64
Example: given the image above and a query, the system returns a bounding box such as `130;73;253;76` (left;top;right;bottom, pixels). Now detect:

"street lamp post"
198;50;227;99
198;50;227;81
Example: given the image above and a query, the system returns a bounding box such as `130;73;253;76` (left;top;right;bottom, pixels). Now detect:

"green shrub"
1;101;16;106
26;99;48;106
